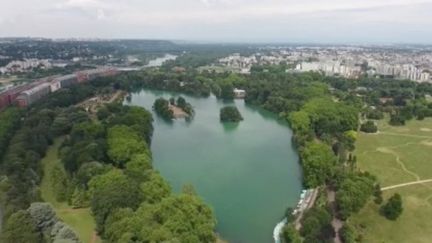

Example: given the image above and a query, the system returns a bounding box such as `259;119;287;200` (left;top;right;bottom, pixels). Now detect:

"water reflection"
221;122;240;132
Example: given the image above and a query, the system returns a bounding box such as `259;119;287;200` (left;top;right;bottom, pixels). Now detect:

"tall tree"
1;210;41;243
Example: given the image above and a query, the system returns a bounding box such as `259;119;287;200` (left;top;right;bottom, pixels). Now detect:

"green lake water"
127;89;303;243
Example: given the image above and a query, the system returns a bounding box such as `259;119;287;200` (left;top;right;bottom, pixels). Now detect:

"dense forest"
0;79;216;242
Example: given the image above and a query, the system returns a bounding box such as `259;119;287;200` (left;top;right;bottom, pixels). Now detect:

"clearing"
351;118;432;243
40;138;101;243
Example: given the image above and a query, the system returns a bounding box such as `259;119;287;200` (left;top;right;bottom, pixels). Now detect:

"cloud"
96;9;106;20
0;0;431;43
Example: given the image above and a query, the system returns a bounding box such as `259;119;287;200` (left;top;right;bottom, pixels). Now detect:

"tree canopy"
220;106;243;122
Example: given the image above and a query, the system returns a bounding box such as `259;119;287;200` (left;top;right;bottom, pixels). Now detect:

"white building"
233;88;246;99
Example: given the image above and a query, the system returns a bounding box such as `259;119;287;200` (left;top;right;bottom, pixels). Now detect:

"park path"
379;132;432;139
294;189;319;230
381;179;432;191
376;147;421;181
327;189;342;243
90;231;98;243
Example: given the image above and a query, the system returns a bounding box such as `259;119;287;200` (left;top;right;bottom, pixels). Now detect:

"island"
220;106;243;122
170;96;194;118
154;97;195;120
153;97;174;120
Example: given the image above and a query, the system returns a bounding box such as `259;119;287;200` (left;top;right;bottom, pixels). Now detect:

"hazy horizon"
1;0;432;44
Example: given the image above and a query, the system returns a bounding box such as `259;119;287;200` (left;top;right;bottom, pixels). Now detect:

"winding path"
376;147;421;181
381;179;432;191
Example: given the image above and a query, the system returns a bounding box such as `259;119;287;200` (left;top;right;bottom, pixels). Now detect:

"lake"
126;89;303;243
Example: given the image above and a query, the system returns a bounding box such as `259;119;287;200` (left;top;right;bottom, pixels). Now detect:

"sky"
1;0;432;44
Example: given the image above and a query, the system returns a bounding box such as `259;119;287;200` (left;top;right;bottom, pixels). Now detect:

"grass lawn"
40;138;100;243
351;118;432;242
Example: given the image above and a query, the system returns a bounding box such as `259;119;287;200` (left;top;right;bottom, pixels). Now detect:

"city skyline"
1;0;432;44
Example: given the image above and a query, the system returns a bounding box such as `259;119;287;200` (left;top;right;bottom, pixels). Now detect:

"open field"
351;118;432;243
40;138;100;243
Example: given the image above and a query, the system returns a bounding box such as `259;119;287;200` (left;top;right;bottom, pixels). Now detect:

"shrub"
360;121;378;133
380;193;403;220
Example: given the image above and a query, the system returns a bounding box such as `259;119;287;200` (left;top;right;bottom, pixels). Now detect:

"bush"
340;223;357;243
365;109;384;120
282;223;301;243
380;193;403;220
389;114;406;126
360;121;378;133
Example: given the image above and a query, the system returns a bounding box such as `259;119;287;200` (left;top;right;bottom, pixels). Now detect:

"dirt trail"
90;231;98;243
379;132;432;139
376;147;420;181
382;179;432;191
327;189;342;243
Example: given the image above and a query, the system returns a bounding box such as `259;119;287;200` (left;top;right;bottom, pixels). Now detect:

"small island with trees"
153;97;174;120
170;96;194;117
154;96;194;120
220;106;243;122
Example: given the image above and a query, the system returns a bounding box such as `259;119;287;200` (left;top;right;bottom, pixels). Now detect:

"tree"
51;221;80;243
51;163;69;202
300;142;336;188
300;207;334;242
176;96;194;115
71;187;90;208
380;193;403;220
169;97;176;105
373;184;383;204
220;82;234;100
360;121;378;133
365;109;384;120
282;223;302;243
126;153;152;181
141;171;171;203
27;202;58;232
51;115;71;136
96;106;111;120
153;98;174;120
303;98;359;136
340;223;357;243
336;173;376;219
389;113;406;126
220;106;243;122
107;125;150;166
88;169;143;233
288;111;311;136
104;193;216;243
177;96;186;107
75;161;107;188
1;210;41;243
107;105;153;144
